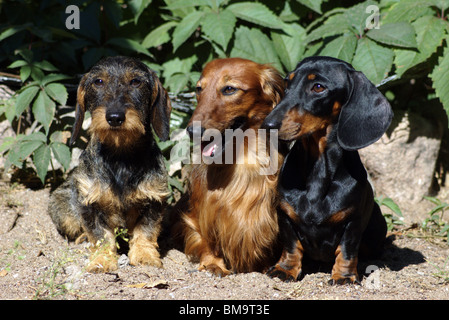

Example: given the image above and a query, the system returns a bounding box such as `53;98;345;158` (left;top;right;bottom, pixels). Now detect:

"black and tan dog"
262;56;392;284
48;56;171;272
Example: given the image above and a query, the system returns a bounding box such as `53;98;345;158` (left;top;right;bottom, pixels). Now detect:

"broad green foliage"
0;0;448;186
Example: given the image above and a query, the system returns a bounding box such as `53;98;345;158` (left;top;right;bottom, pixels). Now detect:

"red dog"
181;58;286;276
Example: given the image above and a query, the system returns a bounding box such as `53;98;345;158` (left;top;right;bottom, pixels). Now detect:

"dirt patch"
0;181;448;301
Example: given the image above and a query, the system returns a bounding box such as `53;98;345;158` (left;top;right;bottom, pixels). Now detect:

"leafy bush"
1;0;448;187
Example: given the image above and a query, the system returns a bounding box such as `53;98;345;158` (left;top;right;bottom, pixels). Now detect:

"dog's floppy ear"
260;65;285;107
70;75;87;146
151;77;172;141
337;70;393;150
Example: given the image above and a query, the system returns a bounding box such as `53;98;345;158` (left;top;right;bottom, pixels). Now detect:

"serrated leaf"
296;0;322;14
15;86;39;117
394;16;447;76
430;40;449;123
142;21;177;48
23;132;47;143
32;90;55;134
20;65;31;82
201;9;236;50
382;0;434;24
45;83;68;106
128;0;152;24
172;10;204;52
4;136;44;170
33;144;51;183
271;23;306;71
320;33;357;63
227;2;284;29
352;38;394;85
367;22;417;48
306;13;350;43
162;56;198;81
33;60;58;72
230;26;281;71
51;142;71;170
164;0;209;11
41;73;71;86
343;1;378;36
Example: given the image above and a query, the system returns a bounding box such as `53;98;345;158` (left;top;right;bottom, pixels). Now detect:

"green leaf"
45;83;68;106
32;90;55;134
0;23;31;42
8;60;27;69
352;38;394;85
230;26;281;71
394;16;447;76
296;0;322;14
201;9;236;50
172;10;204;52
33;60;58;72
162;56;198;81
306;13;350;43
378;197;403;217
142;21;177;48
367;22;417;48
41;74;71;86
166;73;191;94
320;33;357;63
271;23;306;71
106;37;153;57
162;56;198;93
51;142;71;170
129;0;152;24
20;65;31;82
227;2;284;29
430;38;449;123
382;0;434;24
23;132;47;143
15;86;39;117
33;144;51;184
164;0;209;11
4;136;44;170
343;1;378;36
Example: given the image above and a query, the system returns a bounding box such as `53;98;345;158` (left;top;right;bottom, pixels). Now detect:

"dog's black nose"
106;111;126;127
186;124;205;138
261;117;281;130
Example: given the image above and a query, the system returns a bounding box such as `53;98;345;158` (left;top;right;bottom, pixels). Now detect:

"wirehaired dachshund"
262;56;392;284
48;56;171;272
181;57;286;276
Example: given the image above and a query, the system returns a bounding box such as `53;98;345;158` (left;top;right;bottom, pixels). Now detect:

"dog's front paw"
266;264;301;282
199;263;231;277
328;273;360;285
128;240;162;268
86;252;118;273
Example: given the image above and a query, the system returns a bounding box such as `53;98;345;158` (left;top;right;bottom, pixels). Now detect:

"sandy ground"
0;180;448;304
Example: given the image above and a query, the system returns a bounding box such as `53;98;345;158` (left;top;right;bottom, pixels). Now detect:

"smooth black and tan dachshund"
262;56;392;284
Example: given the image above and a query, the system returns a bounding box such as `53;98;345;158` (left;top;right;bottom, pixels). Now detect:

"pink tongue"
202;143;216;157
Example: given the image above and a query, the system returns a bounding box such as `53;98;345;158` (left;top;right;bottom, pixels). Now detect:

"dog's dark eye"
312;83;325;93
130;79;141;88
222;86;237;95
195;86;202;95
94;79;104;87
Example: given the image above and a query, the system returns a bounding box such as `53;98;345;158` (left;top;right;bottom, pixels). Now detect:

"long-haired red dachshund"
182;57;286;276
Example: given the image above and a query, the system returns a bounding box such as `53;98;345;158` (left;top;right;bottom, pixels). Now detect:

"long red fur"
182;58;285;274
